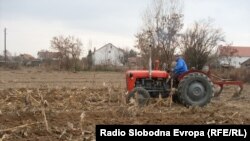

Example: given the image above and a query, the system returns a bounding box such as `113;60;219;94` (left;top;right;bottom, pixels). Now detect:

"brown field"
0;68;250;141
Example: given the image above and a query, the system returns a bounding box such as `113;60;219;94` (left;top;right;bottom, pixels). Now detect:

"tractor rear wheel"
127;87;150;107
177;73;214;107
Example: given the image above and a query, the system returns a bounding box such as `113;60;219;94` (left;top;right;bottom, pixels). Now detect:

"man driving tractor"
171;55;188;86
173;55;188;76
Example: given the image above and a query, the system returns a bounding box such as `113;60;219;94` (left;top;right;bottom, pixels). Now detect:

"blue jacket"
174;57;188;75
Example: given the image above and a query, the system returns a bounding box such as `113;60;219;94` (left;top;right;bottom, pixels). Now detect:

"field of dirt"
0;68;250;141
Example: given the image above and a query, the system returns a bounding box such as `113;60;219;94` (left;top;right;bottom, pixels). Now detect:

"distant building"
92;43;124;66
218;46;250;68
19;54;36;66
37;51;61;61
241;58;250;68
19;54;35;60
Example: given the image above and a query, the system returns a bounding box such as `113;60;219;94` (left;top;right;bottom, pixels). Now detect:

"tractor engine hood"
126;70;169;79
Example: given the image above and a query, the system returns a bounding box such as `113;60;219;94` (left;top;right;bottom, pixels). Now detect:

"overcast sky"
0;0;249;57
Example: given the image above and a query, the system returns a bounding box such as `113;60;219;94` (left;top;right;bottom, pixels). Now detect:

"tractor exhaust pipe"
149;44;152;79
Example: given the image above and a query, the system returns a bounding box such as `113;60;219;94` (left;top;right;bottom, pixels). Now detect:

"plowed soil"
0;69;249;141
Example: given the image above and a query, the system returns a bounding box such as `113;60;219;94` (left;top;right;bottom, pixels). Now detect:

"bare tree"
51;35;82;71
86;50;93;70
1;50;11;61
68;37;82;72
135;0;183;68
51;36;69;69
181;20;225;70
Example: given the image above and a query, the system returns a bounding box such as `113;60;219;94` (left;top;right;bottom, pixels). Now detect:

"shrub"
213;68;250;83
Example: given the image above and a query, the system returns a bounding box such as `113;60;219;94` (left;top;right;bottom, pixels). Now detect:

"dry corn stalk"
0;122;42;133
80;111;86;134
121;91;128;106
59;129;67;139
167;88;176;107
38;89;50;132
127;91;139;117
0;134;8;141
167;78;176;107
155;93;163;107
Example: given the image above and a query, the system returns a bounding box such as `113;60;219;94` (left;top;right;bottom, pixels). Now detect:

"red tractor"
126;60;243;107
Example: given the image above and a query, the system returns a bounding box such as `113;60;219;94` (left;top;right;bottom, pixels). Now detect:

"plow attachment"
213;81;243;97
210;74;244;97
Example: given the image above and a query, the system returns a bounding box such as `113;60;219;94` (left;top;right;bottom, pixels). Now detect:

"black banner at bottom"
96;125;250;141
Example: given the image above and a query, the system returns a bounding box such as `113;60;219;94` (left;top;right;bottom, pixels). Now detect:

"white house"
218;46;250;68
92;43;124;66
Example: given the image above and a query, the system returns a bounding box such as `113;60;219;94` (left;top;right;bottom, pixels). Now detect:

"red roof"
219;46;250;57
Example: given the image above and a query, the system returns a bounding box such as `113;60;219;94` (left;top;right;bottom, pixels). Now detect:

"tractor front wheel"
178;73;214;107
127;87;150;107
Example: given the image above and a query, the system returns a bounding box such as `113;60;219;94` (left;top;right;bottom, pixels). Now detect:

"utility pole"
4;28;7;63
